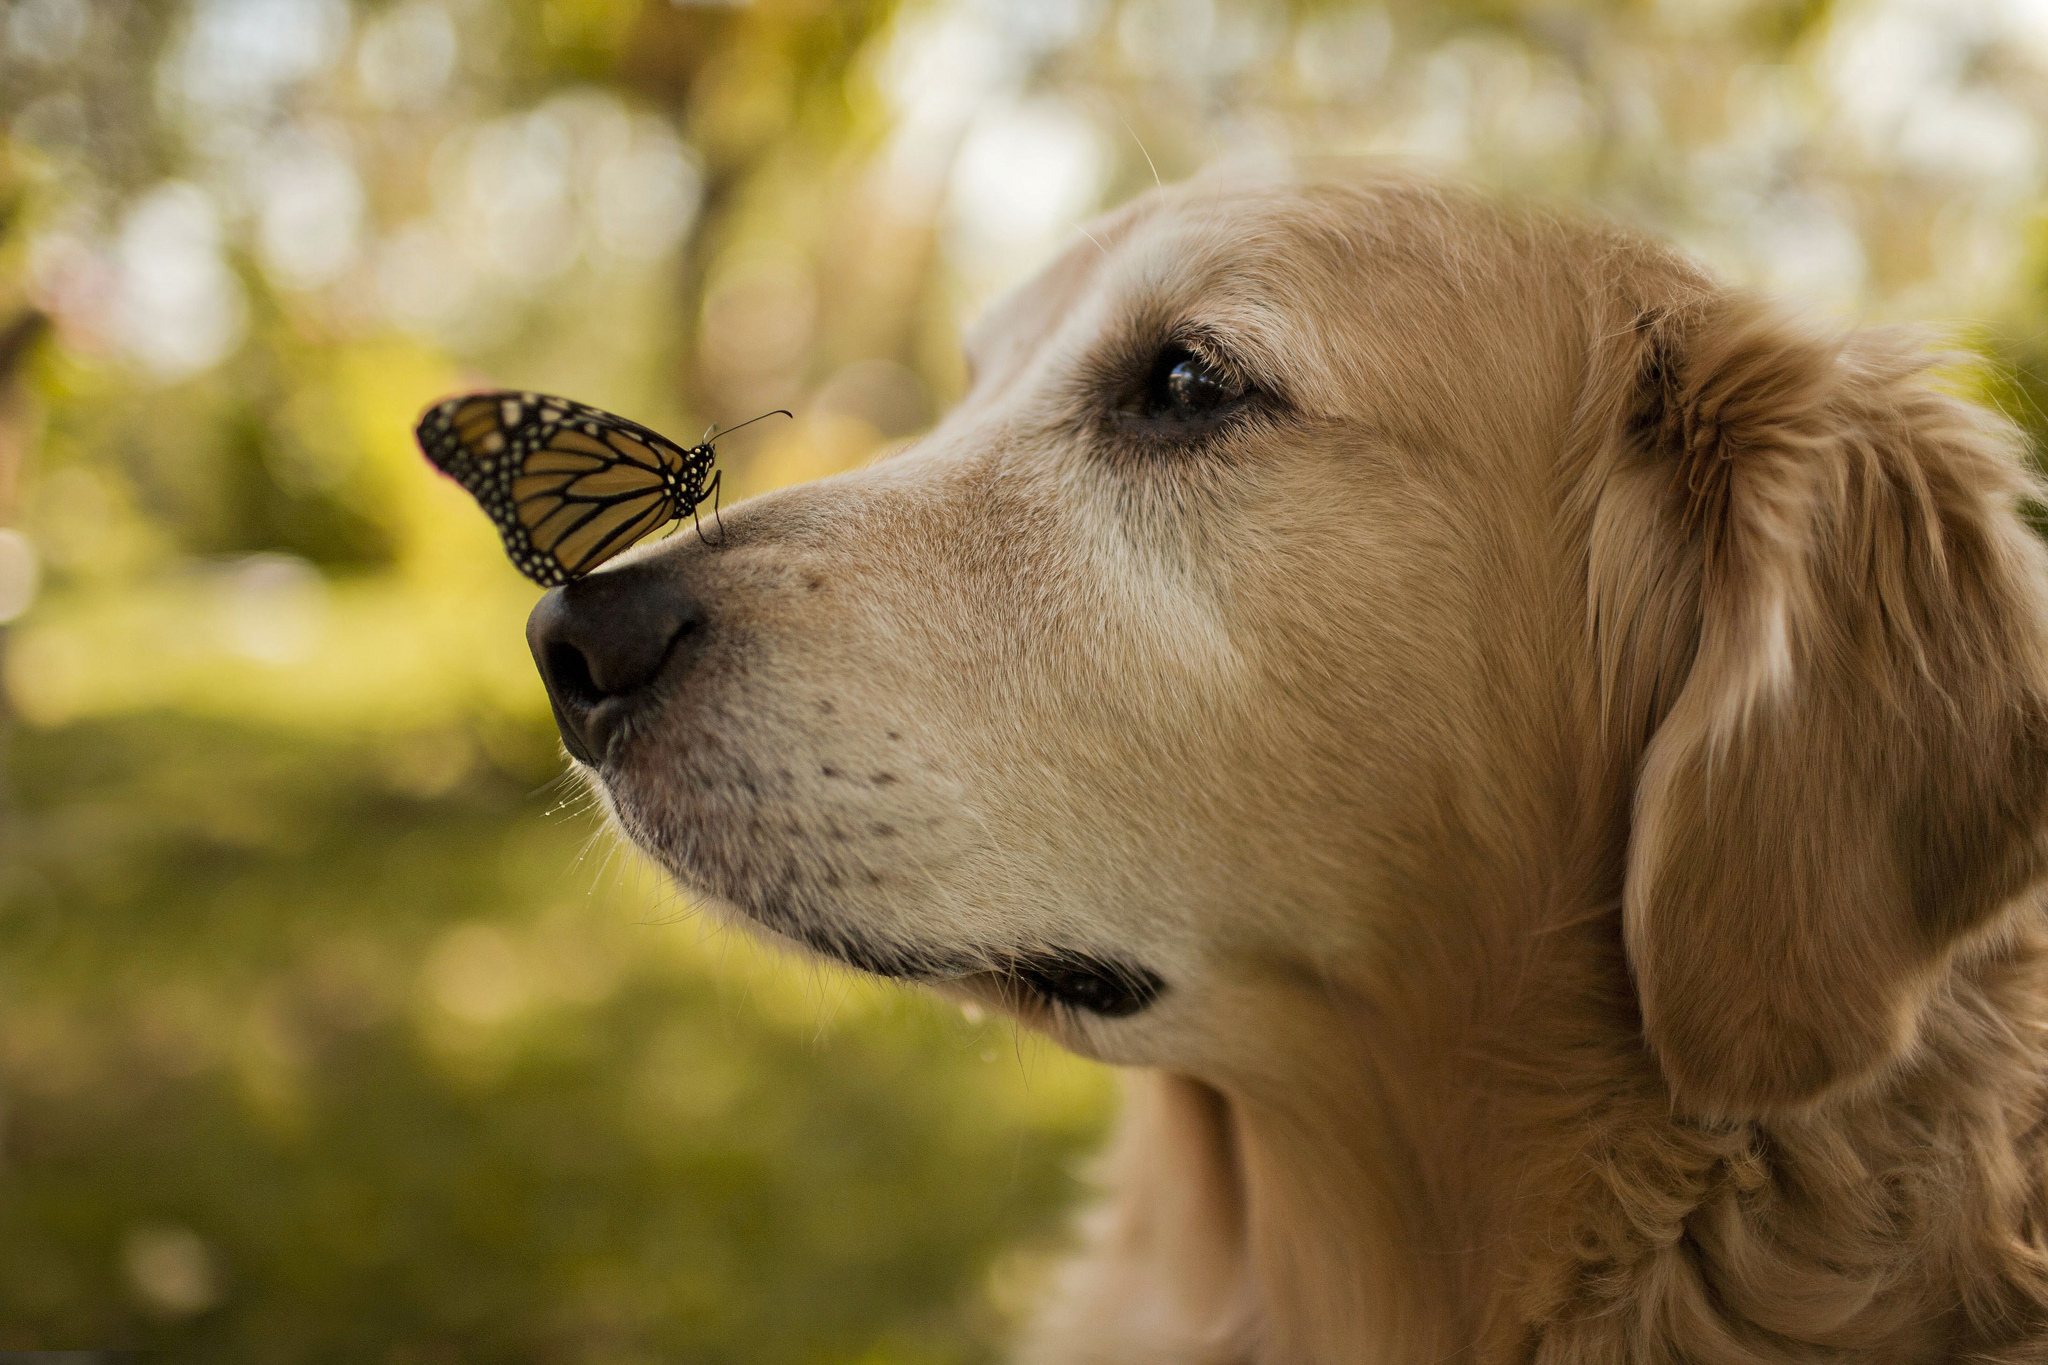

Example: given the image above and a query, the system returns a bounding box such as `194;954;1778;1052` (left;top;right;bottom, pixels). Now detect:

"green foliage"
0;714;1107;1361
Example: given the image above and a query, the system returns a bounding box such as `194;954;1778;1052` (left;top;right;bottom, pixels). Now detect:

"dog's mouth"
975;952;1167;1018
762;913;1166;1018
846;940;1165;1019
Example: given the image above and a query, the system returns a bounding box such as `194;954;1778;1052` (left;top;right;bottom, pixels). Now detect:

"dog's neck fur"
1026;867;2048;1365
1478;915;2048;1364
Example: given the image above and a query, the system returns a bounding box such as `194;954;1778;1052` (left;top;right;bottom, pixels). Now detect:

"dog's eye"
1142;346;1245;421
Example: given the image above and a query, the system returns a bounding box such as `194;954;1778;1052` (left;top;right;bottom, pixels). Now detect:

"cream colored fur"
587;168;2048;1362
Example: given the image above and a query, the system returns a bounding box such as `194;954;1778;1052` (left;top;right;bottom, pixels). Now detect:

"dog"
524;166;2048;1363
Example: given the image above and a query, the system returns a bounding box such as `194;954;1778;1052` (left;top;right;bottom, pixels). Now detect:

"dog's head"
528;169;2048;1117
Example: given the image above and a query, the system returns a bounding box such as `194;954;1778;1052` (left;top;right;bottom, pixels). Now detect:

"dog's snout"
526;565;705;765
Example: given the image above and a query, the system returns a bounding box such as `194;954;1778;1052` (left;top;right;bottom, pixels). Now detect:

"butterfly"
414;390;788;587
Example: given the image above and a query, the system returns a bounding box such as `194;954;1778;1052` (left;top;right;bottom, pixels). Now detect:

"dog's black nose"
526;564;704;765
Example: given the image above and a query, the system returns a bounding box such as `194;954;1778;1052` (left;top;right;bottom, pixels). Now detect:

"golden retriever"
524;166;2048;1363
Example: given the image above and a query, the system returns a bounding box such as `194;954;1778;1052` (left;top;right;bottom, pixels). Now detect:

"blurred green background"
2;0;2047;1359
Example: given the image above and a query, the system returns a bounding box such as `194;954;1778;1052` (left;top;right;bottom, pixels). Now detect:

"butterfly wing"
415;391;714;586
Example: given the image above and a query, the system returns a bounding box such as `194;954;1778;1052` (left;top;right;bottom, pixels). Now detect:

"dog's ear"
1582;290;2048;1116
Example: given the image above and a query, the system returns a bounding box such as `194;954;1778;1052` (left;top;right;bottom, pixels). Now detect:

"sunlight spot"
425;922;530;1024
375;220;479;332
356;0;456;109
465;112;580;281
1293;7;1391;101
214;554;327;666
254;127;364;291
877;10;1014;191
381;727;476;798
592;119;703;261
123;1225;221;1317
170;0;350;115
0;529;40;624
114;183;248;379
1117;0;1215;80
946;98;1105;299
1;621;87;724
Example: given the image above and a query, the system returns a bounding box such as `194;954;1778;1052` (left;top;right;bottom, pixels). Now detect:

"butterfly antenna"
703;408;793;444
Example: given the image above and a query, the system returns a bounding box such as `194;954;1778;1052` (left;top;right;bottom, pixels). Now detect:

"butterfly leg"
693;469;726;547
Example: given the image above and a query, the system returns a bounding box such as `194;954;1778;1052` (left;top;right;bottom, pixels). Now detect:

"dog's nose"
525;564;705;765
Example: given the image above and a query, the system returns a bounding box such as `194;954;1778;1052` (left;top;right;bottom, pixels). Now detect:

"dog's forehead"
961;183;1354;392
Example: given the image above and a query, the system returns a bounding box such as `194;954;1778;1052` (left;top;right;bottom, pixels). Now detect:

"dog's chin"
592;766;1169;1020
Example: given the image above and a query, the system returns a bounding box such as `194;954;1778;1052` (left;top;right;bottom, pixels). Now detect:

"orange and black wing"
415;391;715;586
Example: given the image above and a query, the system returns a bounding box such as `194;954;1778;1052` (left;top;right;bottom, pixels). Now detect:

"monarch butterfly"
414;390;789;587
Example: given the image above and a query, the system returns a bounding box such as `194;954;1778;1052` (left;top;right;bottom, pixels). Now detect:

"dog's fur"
579;168;2048;1362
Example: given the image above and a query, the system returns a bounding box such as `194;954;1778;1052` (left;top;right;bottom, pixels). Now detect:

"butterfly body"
416;390;749;586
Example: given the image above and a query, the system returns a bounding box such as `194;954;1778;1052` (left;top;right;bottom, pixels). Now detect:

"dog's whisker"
1119;111;1163;192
